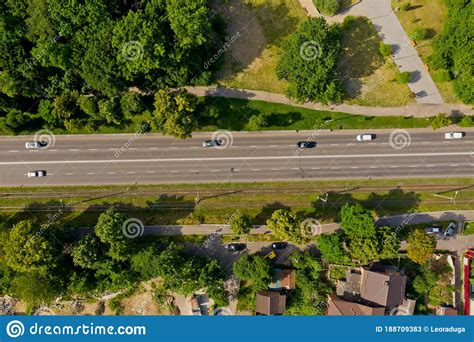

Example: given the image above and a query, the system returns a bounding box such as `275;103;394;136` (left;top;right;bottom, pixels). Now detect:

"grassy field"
1;178;473;229
338;17;414;106
464;222;474;236
391;0;459;103
197;97;433;131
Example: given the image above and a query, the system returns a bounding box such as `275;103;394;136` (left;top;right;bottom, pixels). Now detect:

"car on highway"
272;242;288;249
425;226;441;235
25;141;47;149
264;250;277;260
443;222;456;238
225;243;246;252
27;170;47;178
356;134;375;142
444;132;464;140
297;141;316;148
202;140;222;147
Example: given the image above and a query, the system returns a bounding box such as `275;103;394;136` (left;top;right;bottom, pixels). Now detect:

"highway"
0;128;473;186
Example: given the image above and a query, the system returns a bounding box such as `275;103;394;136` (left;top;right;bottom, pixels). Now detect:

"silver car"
443;222;456;238
27;170;47;178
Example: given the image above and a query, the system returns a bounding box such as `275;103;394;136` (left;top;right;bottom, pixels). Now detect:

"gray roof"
360;265;407;307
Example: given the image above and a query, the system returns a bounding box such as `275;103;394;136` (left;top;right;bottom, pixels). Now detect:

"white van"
356;134;374;142
444;132;464;140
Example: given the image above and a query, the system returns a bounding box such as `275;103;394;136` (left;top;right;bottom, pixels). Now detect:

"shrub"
248;114;268;130
396;71;412;84
411;27;427;41
401;2;411;11
379;43;392;57
433;70;451;82
313;0;340;15
431;113;452;130
459;116;474;127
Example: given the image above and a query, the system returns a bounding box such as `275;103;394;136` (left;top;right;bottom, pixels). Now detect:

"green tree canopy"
339;203;376;238
407;229;436;264
233;254;271;292
229;210;252;235
94;208;131;262
316;234;350;265
266;209;307;244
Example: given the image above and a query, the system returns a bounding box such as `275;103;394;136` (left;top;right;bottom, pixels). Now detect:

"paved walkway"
298;0;444;104
186;86;473;117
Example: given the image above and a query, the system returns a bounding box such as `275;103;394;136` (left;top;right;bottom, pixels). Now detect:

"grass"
464;222;474;236
329;266;348;280
391;0;459;103
197;97;433;132
1;177;473;229
338;17;414;107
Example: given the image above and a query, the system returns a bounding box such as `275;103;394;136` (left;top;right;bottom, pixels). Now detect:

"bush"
379;43;392;57
433;70;451;82
120;92;145;118
411;27;427;41
401;2;411;11
229;211;252;235
459;116;474;127
313;0;340;15
431;113;452;130
248;114;268;130
396;71;412;84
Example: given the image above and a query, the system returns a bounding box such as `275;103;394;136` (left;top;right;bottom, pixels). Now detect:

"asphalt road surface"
1;128;473;186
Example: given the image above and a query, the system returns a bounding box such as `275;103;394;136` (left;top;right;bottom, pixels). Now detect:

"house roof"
360;264;407;307
327;295;385;316
269;269;296;290
436;306;458;316
256;291;286;315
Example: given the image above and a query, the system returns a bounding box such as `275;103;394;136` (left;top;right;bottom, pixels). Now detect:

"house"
256;291;286;315
269;269;296;290
359;264;407;308
436;306;458;316
327;295;385;316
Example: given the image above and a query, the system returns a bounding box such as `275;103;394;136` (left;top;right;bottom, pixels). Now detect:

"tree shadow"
254;201;291;224
363;188;420;218
338;17;385;99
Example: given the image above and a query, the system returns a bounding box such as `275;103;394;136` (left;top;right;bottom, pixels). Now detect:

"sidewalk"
298;0;444;104
186;86;473;117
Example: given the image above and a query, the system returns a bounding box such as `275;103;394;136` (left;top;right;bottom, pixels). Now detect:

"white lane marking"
87;172;95;175
108;148;117;151
272;168;279;171
249;145;257;148
291;168;299;170
191;147;199;149
147;171;155;174
330;167;339;170
49;149;58;152
107;172;116;175
190;170;199;173
8;150;18;152
127;171;135;174
330;143;339;146
148;147;159;150
69;149;79;152
170;171;179;173
1;151;472;165
347;143;355;146
351;166;359;169
88;148;98;151
252;169;261;171
311;167;320;170
233;169;240;171
29;150;38;152
390;166;398;168
211;169;221;172
369;166;378;169
450;164;459;167
409;165;418;168
65;173;74;175
426;165;435;167
269;145;278;147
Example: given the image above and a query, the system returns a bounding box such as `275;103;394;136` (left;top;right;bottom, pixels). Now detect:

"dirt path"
186;86;473;117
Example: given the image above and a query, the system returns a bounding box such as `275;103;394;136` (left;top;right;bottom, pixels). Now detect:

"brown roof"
269;269;296;290
436;306;458;316
360;265;407;307
256;291;286;315
327;295;385;316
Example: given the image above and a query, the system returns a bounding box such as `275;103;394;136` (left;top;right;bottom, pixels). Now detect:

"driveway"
299;0;444;104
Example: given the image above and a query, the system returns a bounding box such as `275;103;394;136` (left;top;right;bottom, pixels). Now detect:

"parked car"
27;170;47;178
444;132;464;140
426;226;441;234
356;134;375;142
226;243;246;252
297;141;316;148
443;222;456;238
264;250;277;260
272;242;288;249
202;140;221;147
25;141;47;149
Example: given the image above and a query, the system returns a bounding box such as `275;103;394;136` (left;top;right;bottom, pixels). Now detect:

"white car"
356;134;374;142
27;170;47;178
444;132;464;140
25;141;47;149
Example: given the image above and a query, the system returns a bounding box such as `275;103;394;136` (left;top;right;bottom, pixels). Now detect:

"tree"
431;113;452;130
71;234;103;269
77;96;99;118
3;220;59;276
316;234;350;264
233;255;271;292
152;89;197;139
347;236;379;265
94;208;131;261
11;273;60;309
266;209;306;244
413;265;438;295
339;203;375;238
199;259;229;307
53;91;80;121
377;226;400;260
407;229;436;264
248;114;268;130
98;97;122;125
276;17;344;104
120;92;144;117
229;211;252;235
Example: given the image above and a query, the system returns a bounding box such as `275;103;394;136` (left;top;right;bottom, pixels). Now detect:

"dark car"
202;140;221;147
297;141;316;148
443;222;456;238
226;243;246;252
272;242;288;249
